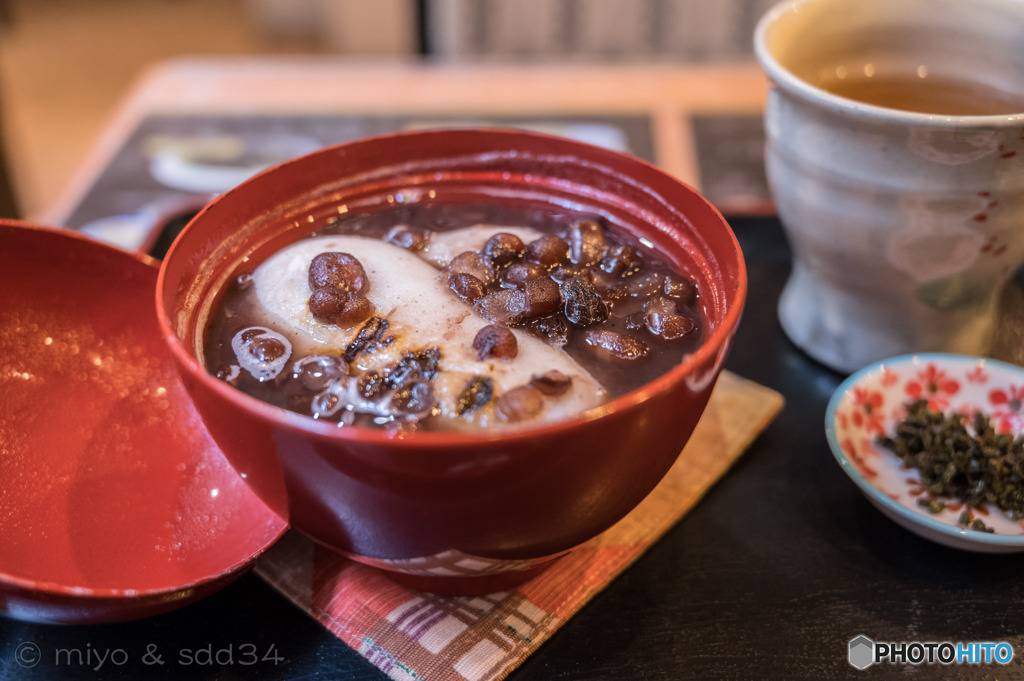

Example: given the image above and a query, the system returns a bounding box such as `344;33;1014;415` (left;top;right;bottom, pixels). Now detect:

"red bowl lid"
0;221;287;624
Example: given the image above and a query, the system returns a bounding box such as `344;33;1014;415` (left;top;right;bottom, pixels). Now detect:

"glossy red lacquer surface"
157;129;746;593
0;223;286;623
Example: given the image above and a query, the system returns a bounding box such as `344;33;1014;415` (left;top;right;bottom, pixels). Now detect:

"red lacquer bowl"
157;129;746;594
0;223;287;624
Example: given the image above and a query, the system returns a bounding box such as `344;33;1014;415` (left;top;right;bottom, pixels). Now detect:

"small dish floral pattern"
827;353;1024;549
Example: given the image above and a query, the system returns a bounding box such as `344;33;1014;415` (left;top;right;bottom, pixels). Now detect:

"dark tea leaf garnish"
385;347;441;388
344;316;390;362
457;376;494;415
877;399;1024;532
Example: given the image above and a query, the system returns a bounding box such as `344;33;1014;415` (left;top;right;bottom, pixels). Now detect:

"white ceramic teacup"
754;0;1024;373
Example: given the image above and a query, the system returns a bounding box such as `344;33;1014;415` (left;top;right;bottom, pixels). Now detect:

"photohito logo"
848;635;1014;669
849;636;874;670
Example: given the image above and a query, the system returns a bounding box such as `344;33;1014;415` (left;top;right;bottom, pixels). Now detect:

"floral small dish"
826;353;1024;552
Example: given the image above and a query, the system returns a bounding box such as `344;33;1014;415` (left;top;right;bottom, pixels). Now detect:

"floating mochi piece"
249;233;607;428
418;225;544;268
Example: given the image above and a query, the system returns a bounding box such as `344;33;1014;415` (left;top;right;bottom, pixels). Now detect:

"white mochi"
419;225;544;268
250;230;606;429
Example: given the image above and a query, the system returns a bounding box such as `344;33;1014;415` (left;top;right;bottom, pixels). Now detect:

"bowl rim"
157;127;748;448
824;351;1024;548
0;220;288;602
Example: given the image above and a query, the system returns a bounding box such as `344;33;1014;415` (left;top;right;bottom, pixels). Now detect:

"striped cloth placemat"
255;370;783;681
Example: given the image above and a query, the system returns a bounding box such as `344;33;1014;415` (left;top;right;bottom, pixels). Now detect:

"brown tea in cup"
815;70;1024;116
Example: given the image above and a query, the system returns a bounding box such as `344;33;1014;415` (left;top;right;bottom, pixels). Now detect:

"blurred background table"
40;58;770;229
5;51;1024;681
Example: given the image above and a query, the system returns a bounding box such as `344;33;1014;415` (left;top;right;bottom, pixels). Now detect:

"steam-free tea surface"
816;72;1024;116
